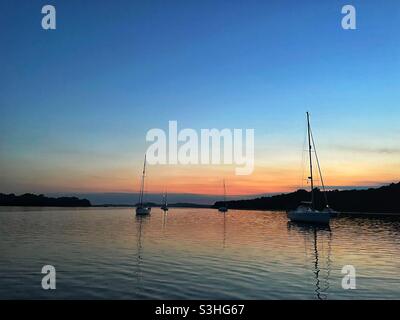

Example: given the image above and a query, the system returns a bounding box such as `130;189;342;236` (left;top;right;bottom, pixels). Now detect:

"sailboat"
136;155;151;216
287;112;333;224
161;190;168;212
218;180;228;213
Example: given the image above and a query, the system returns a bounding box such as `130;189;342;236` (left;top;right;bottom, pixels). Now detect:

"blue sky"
0;0;399;197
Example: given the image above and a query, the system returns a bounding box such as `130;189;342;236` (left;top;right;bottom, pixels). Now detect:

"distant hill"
0;193;91;207
214;182;400;213
94;202;211;208
48;192;221;205
168;203;212;208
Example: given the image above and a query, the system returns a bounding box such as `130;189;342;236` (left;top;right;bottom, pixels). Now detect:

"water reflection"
1;208;399;299
162;211;168;230
324;229;333;295
135;215;149;293
287;222;332;300
222;212;227;249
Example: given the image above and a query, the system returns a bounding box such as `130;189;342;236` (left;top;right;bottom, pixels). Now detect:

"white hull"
323;207;339;217
288;207;330;224
136;207;151;215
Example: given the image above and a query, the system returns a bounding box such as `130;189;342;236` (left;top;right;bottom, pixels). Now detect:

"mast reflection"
222;212;227;248
162;211;168;231
287;221;332;300
135;215;149;292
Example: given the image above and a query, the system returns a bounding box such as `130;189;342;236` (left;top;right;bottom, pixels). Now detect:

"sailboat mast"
223;180;226;204
139;155;146;206
307;112;314;208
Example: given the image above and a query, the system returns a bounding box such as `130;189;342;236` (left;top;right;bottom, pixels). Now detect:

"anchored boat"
287;112;336;224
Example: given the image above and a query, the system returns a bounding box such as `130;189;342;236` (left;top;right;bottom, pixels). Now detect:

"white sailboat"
287;112;332;224
161;190;168;212
136;155;151;216
218;180;228;213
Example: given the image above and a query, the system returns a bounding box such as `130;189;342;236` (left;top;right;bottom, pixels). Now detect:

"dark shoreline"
214;182;400;214
0;193;91;207
2;182;400;216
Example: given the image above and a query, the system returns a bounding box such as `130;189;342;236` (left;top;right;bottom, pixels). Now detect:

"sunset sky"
1;0;399;199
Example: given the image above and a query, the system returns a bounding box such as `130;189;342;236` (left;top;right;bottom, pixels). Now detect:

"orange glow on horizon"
4;152;398;196
64;162;400;196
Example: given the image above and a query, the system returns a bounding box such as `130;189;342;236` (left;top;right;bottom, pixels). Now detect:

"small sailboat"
287;112;333;224
136;155;151;216
161;191;168;212
218;180;228;213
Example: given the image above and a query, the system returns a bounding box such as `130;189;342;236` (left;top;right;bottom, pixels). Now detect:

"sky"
0;0;399;200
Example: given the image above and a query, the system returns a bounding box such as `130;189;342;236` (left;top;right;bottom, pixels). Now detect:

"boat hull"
287;209;330;224
323;208;339;218
136;207;151;215
218;207;228;212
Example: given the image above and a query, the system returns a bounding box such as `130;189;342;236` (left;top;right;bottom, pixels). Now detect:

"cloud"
332;144;400;155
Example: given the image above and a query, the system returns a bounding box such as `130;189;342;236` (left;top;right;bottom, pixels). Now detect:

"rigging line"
138;155;147;205
138;172;144;205
143;155;147;204
309;127;329;207
306;112;314;208
300;120;308;189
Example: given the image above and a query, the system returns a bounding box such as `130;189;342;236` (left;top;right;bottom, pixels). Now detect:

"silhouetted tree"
214;182;400;213
0;193;91;207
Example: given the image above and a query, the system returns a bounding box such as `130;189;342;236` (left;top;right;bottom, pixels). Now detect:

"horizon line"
2;181;396;198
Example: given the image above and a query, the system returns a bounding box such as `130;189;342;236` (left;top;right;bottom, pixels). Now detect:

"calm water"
0;207;399;299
